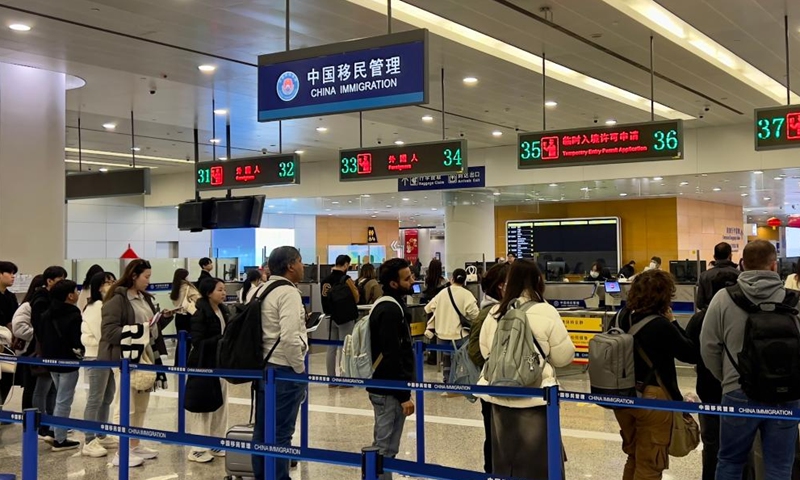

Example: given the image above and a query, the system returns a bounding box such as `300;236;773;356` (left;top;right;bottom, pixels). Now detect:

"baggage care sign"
258;30;428;121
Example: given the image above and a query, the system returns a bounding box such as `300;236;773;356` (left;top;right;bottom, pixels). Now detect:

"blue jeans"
33;374;56;434
438;337;466;383
717;389;800;480
252;366;307;480
83;367;116;442
50;370;79;443
369;394;407;480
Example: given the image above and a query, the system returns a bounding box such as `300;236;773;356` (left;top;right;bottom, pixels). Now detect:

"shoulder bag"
446;287;472;332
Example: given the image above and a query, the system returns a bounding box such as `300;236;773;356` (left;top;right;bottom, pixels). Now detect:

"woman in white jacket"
81;271;118;458
479;259;575;480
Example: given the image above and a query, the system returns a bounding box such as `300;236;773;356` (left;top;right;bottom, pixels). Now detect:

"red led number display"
196;154;299;191
755;105;800;151
339;140;467;181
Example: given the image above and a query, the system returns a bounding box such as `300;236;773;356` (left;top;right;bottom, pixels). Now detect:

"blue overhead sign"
398;166;485;192
258;30;428;122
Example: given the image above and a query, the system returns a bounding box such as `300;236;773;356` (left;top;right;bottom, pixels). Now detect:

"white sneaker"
132;445;159;460
209;448;226;457
187;450;214;463
82;439;108;458
98;436;119;449
112;452;144;467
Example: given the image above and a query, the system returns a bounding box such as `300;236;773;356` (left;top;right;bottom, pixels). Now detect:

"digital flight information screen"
506;221;534;259
754;104;800;151
517;120;683;169
195;154;299;191
339;139;466;181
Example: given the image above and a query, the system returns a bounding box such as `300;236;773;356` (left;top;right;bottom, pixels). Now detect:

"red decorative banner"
405;229;419;264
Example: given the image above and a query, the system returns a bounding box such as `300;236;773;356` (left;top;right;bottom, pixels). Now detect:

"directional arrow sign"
390;240;400;251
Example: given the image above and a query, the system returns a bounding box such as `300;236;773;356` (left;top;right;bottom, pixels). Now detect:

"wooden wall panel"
315;217;399;262
676;199;744;262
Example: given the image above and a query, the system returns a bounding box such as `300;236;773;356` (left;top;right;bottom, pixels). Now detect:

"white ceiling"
2;0;800;222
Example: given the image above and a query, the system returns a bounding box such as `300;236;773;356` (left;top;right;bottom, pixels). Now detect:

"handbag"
637;346;700;457
130;347;157;392
0;326;15;374
184;341;223;413
446;287;472;332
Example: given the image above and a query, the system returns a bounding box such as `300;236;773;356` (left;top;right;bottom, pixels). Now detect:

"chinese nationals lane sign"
258;30;428;122
517;120;683;169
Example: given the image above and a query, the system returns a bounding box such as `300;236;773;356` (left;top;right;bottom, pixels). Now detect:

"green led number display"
519;140;541;160
197;168;211;184
443;148;462;167
757;117;785;140
341;157;358;174
653;129;679;151
278;161;295;178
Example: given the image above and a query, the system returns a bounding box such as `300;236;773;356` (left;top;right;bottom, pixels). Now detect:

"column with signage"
443;193;495;275
0;63;66;272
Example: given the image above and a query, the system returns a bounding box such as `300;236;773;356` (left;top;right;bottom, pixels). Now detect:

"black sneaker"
51;439;80;452
38;430;55;443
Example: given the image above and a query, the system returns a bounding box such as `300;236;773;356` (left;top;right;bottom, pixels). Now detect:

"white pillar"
444;193;495;275
0;64;66;274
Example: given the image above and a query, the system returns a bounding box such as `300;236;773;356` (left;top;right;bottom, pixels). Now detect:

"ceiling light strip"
600;0;800;105
65;147;186;164
64;159;154;169
345;0;693;120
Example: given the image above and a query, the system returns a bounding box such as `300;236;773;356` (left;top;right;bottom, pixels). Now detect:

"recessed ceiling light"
493;192;502;196
325;208;331;212
421;115;434;122
463;76;478;85
316;127;328;132
218;157;227;161
754;170;763;174
362;194;370;198
131;147;141;152
198;65;216;72
331;201;339;205
431;207;438;211
492;130;503;137
739;185;747;188
580;187;590;191
653;176;663;181
545;100;558;107
102;123;116;130
209;138;221;144
741;193;749;197
385;205;392;208
679;181;689;186
292;150;305;155
619;193;628;197
268;205;275;209
712;187;722;191
9;24;31;32
605;119;617;125
775;177;783;180
394;140;404;145
402;197;410;201
371;215;377;218
764;197;772;201
99;168;108;172
549;183;558;187
213;109;227;115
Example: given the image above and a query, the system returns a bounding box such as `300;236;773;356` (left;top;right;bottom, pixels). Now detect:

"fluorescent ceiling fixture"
605;119;617;125
131;147;141;152
402;197;410;201
209;138;221;144
764;197;772;201
316;127;328;132
545;100;558;107
213;109;227;115
198;65;216;72
421;115;434;122
9;24;30;31
619;193;628;197
754;170;763;174
653;176;663;181
294;150;305;154
549;183;558;187
493;192;502;196
394;140;404;145
601;0;800;104
98;168;108;172
712;187;721;192
218;156;227;161
580;187;590;191
775;177;783;181
102;123;116;130
463;76;478;85
65;147;186;164
741;193;748;197
679;181;689;186
64;159;153;169
346;0;692;120
492;130;503;137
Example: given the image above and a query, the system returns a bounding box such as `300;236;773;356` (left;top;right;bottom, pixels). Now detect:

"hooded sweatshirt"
700;270;788;396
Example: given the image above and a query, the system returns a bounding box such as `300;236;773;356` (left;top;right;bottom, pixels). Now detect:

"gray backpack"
588;312;657;396
484;300;546;389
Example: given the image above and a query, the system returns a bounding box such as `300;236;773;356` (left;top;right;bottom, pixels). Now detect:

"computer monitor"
669;260;707;282
546;261;566;281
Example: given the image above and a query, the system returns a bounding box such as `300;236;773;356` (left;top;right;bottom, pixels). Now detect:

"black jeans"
480;399;492;473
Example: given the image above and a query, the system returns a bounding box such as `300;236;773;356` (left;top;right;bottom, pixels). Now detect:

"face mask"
590;271;600;279
649;262;658;270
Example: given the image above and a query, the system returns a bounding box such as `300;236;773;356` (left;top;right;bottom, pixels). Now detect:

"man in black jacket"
367;258;415;480
0;261;19;408
320;255;359;379
39;280;84;451
197;257;213;285
695;242;740;310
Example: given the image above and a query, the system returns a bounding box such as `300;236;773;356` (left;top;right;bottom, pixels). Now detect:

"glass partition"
75;259;121;281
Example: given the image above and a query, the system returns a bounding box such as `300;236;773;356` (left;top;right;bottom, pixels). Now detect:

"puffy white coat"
478;296;575;408
81;301;104;358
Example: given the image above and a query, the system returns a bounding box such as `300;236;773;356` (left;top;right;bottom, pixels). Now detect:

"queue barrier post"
21;409;38;480
546;385;564;480
361;446;382;480
413;340;426;465
177;330;188;434
119;358;131;480
301;354;310;449
264;366;277;480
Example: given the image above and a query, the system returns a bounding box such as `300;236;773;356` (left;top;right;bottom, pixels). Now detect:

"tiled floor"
0;351;705;479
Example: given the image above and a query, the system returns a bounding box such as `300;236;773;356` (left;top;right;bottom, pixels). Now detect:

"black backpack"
723;284;800;403
216;279;292;384
323;275;358;325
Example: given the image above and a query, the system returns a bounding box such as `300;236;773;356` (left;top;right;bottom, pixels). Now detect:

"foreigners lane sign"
398;166;485;192
340;139;466;181
258;30;428;122
754;104;800;151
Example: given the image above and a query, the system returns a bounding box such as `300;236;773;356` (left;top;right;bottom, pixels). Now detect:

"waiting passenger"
422;259;448;302
701;240;800;479
506;253;516;264
424;268;480;389
77;264;103;311
478;259;575;480
785;260;800;291
356;263;383;305
320;255;359;379
185;277;229;464
11;274;45;412
618;260;636;279
253;246;307;480
0;260;19;410
81;271;119;458
367;258;415;480
237;269;263;304
100;259;173;468
468;262;510;474
197;257;213;285
40;279;84;452
612;269;697;480
585;262;612;282
170;268;201;364
696;242;740;310
643;256;662;272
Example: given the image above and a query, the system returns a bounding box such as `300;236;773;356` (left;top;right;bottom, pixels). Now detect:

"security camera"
376;138;383;145
459;132;465;137
261;148;268;154
149;80;157;95
593;118;598;124
699;114;705;119
704;106;710;112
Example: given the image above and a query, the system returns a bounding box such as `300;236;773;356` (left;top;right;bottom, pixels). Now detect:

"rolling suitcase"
224;424;255;480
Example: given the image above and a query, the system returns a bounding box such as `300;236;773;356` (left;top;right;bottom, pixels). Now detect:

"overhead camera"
149;80;157;95
459;132;465;137
704;106;710;112
261;148;268;154
593;118;599;124
376;138;383;145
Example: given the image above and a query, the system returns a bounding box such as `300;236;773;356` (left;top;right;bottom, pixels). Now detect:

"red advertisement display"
404;229;419;264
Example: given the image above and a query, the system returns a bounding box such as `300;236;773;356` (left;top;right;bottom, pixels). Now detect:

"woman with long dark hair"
478;259;574;479
422;259;448;301
356;263;383;305
185;277;230;463
10;274;46;412
169;268;200;348
78;264;104;311
237;269;263;304
100;259;173;467
81;271;118;457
